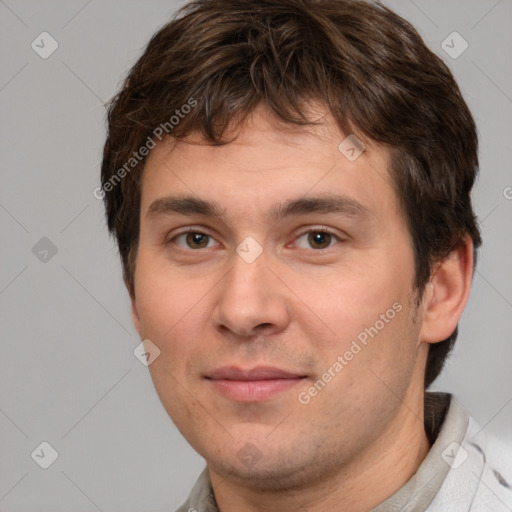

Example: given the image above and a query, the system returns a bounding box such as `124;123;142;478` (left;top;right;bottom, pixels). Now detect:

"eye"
172;230;218;250
294;229;342;250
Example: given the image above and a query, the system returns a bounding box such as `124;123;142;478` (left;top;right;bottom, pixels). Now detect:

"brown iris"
308;231;332;249
186;232;210;248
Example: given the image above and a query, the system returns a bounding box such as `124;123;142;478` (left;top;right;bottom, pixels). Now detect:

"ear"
420;236;474;344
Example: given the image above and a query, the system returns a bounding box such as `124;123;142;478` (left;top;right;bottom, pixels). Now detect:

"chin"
210;456;313;492
206;440;339;492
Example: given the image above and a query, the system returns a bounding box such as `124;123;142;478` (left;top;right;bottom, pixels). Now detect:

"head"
100;0;481;490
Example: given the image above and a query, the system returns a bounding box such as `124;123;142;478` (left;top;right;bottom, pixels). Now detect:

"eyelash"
167;226;344;252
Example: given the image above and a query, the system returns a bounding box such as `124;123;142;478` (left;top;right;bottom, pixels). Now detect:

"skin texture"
130;104;474;511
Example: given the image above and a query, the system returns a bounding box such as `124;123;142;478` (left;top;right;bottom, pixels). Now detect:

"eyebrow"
146;193;373;223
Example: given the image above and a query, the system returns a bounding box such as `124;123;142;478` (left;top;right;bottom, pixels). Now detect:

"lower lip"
208;378;305;402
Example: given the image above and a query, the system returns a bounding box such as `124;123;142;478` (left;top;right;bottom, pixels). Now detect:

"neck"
209;393;430;512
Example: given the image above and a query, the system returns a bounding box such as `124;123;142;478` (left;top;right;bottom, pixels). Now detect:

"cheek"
295;265;409;349
133;263;214;420
133;257;224;377
293;260;419;405
134;253;203;339
302;300;420;425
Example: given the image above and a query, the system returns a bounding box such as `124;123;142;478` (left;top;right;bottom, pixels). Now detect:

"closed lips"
206;366;307;381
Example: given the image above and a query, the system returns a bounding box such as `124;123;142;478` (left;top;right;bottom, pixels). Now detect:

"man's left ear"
420;236;474;344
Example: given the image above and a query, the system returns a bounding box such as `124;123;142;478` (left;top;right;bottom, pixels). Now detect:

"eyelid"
294;225;343;236
166;226;221;248
291;225;345;249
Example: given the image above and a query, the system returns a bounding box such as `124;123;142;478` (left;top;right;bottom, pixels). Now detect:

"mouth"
205;366;308;402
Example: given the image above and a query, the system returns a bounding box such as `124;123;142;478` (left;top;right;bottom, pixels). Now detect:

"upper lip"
206;366;306;381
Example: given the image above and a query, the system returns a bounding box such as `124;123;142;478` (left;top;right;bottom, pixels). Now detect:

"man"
100;0;512;510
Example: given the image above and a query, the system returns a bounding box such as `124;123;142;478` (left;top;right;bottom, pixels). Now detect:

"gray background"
0;0;511;510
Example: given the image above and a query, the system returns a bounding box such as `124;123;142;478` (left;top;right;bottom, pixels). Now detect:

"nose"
212;250;291;339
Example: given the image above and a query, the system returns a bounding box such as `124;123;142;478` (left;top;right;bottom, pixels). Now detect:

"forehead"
140;105;398;221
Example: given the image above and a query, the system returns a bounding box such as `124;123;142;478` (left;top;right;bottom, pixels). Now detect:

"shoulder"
426;396;512;511
472;430;512;511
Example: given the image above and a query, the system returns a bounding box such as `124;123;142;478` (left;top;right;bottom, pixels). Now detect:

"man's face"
131;105;428;488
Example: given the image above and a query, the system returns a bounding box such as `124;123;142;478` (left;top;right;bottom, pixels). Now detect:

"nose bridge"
228;248;268;293
226;233;272;292
213;245;290;337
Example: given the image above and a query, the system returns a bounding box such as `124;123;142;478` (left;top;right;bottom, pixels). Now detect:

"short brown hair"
100;0;481;388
